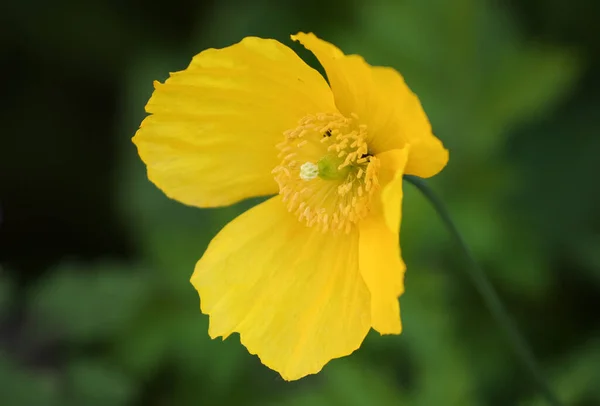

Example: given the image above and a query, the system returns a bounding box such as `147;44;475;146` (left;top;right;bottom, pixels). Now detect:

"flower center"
272;112;380;233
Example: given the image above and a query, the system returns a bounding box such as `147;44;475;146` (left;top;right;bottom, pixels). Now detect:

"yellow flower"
133;32;448;380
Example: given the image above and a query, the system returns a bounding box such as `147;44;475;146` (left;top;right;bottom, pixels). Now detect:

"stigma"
272;112;380;233
299;162;319;181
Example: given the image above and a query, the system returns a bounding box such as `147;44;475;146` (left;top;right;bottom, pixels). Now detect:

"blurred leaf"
64;359;136;406
278;359;405;406
28;262;151;342
483;47;580;134
402;269;478;406
493;224;551;297
524;338;600;406
114;308;172;381
0;352;60;406
169;312;249;390
325;361;405;406
115;287;249;391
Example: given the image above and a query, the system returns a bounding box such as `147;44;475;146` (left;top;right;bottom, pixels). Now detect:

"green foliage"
0;354;61;406
64;359;136;406
28;263;151;342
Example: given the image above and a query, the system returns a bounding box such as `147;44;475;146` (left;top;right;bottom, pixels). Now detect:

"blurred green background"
2;0;600;405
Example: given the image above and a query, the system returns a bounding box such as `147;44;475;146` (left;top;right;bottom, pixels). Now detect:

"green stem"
403;175;563;406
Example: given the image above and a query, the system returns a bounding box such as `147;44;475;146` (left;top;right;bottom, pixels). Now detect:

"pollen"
272;112;380;233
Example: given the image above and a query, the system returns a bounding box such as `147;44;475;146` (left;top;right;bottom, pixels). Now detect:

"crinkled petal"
133;37;336;207
291;32;448;178
359;148;409;334
191;196;371;380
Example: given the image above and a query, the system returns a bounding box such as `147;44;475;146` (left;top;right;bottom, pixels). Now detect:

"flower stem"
403;175;563;406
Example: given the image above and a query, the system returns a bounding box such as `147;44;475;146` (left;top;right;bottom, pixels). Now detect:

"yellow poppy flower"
133;32;448;381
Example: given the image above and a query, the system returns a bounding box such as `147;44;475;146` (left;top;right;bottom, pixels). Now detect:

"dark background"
1;0;599;405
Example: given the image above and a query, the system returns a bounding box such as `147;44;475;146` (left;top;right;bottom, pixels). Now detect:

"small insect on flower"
133;32;448;380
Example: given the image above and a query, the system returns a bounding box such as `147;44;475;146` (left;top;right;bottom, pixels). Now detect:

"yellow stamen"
273;112;379;233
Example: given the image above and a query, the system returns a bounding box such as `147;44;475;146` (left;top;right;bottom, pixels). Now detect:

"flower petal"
191;196;371;380
291;32;448;178
378;148;410;233
133;37;336;207
359;148;409;334
371;67;449;178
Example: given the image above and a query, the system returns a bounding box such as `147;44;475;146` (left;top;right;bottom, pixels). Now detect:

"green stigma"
317;155;350;181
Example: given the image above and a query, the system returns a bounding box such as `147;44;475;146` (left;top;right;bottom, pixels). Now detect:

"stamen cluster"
273;112;380;233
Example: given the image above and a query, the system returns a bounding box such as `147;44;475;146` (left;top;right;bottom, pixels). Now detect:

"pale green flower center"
316;155;351;181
